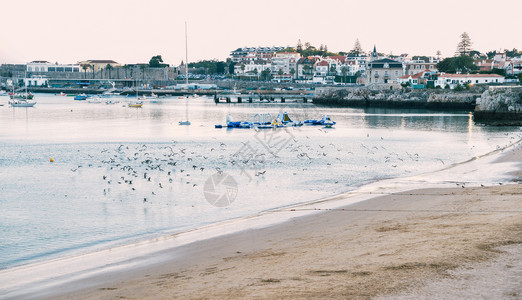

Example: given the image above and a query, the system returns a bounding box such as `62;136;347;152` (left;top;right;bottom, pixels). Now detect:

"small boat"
304;115;336;127
74;94;88;101
0;90;9;96
87;97;102;103
105;100;118;105
179;120;191;125
55;92;66;96
9;99;36;107
128;101;143;108
10;93;34;100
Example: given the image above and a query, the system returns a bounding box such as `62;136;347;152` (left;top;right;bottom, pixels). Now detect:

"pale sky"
1;0;520;65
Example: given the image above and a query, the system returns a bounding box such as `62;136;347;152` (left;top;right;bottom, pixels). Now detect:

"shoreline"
1;141;521;299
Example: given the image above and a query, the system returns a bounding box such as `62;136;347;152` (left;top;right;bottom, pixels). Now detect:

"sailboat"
179;22;191;126
128;79;144;108
9;74;36;107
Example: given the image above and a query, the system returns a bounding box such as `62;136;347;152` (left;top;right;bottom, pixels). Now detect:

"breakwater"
312;87;479;110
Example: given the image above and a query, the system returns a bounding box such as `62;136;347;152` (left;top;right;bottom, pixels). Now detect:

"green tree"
149;55;168;68
349;38;364;56
260;68;271;81
253;68;258;80
278;68;283;76
518;73;522;84
290;68;295;81
437;56;477;73
296;39;303;53
456;32;473;56
504;48;521;58
469;50;485;59
486;51;497;59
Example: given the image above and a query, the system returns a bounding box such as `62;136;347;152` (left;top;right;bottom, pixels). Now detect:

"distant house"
296;56;319;81
405;60;438;75
366;58;404;85
434;73;505;89
398;70;433;86
230;46;285;63
78;60;120;72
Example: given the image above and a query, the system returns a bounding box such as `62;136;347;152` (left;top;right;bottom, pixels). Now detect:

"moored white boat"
9;99;36;107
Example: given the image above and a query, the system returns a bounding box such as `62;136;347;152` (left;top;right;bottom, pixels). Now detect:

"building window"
48;67;56;72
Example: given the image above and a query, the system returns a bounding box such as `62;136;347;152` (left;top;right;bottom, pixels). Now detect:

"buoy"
50;158;54;162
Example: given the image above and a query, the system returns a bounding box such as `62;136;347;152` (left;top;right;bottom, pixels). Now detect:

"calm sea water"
0;93;519;270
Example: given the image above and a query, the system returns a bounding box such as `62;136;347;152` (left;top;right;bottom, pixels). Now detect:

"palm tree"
240;64;245;79
341;66;348;84
105;64;113;79
140;64;147;81
123;64;130;79
82;64;89;79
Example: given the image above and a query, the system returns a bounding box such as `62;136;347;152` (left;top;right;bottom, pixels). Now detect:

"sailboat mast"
185;21;189;87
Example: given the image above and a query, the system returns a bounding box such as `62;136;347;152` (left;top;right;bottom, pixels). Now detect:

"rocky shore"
474;86;522;126
313;87;481;110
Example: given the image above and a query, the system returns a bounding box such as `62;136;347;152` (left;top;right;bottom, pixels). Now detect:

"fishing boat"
10;92;34;100
179;21;191;126
0;90;9;96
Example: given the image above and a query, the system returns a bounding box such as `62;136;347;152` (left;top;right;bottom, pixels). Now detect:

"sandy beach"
3;143;521;299
36;142;520;300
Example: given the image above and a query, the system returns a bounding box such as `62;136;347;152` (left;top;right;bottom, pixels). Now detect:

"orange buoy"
50;158;54;162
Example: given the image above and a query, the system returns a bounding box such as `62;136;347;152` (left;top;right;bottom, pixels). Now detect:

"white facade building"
27;61;81;73
435;73;505;89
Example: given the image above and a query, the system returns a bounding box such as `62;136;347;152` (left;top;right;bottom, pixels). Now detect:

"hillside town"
1;35;521;91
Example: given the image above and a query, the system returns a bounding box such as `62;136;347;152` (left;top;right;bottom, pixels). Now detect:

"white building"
435;73;505;89
23;76;48;87
270;52;300;82
27;61;81;73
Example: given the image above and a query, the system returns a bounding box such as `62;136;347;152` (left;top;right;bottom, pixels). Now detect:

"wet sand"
42;145;522;300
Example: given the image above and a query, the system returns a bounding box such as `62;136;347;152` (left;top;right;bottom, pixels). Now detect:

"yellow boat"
128;102;143;108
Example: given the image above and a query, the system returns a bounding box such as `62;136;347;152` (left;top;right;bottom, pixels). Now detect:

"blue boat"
304;115;336;126
74;94;88;101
